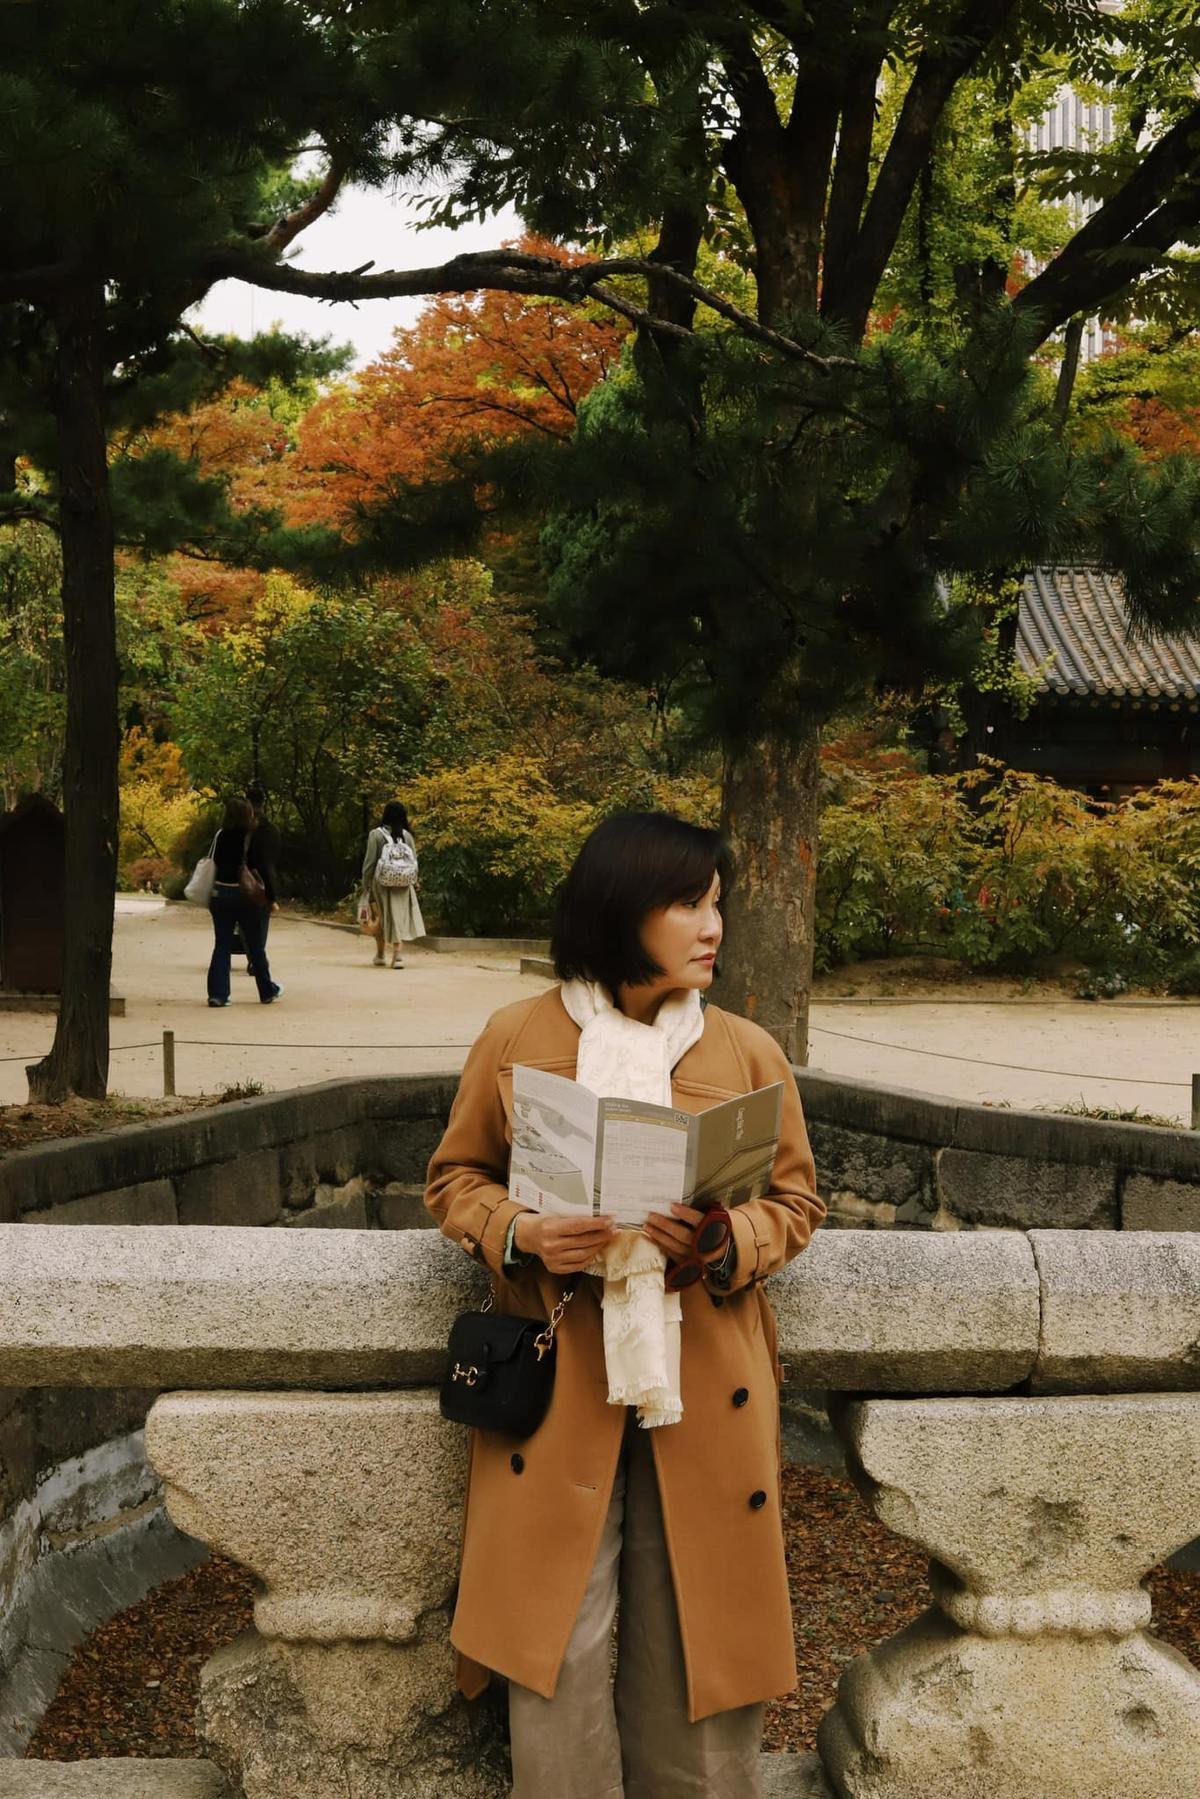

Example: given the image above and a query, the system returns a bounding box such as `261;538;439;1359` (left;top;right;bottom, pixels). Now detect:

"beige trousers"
508;1414;764;1799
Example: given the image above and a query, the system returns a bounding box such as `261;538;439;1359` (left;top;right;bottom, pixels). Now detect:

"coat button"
749;1489;767;1510
511;1453;524;1474
711;1294;725;1307
733;1387;749;1408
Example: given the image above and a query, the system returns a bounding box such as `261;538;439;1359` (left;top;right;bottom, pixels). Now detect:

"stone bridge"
0;1222;1199;1796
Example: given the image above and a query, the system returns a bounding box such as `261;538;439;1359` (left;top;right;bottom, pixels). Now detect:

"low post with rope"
1193;1073;1200;1132
162;1029;176;1099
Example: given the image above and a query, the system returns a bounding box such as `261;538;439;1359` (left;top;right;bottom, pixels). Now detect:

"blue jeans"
208;886;275;1002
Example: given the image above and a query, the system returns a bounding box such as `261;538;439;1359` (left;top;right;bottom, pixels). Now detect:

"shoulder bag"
183;834;219;907
440;1282;575;1439
238;831;269;908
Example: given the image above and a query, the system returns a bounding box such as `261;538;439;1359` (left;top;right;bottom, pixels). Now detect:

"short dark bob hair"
552;812;728;996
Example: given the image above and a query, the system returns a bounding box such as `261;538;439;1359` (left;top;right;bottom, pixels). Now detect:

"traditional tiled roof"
1017;567;1200;700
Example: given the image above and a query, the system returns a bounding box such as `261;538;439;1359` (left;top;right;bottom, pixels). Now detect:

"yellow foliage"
119;728;191;793
402;757;724;932
118;779;206;887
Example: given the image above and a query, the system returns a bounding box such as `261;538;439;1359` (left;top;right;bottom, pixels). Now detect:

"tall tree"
204;0;1200;1056
0;0;366;1097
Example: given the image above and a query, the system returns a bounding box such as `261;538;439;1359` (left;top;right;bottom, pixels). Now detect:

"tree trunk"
27;284;118;1102
713;728;820;1065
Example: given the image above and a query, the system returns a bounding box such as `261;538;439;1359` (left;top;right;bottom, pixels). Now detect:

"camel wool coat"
424;985;825;1723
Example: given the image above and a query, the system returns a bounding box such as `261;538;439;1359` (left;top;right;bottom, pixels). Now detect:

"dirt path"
806;1002;1198;1124
1;900;1196;1122
0;899;547;1106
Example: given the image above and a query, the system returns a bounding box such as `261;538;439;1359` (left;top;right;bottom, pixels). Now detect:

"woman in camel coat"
426;813;824;1798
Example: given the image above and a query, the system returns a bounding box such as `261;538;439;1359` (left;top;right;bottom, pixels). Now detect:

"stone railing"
2;1224;1200;1797
793;1066;1200;1232
7;1066;1198;1234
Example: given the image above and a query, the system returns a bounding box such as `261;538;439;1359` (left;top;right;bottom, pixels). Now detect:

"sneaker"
260;983;283;1004
207;997;230;1008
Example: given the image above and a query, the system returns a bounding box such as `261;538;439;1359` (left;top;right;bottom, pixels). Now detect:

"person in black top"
231;783;281;974
206;796;282;1007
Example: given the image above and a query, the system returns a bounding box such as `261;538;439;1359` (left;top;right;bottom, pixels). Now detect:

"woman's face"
637;872;724;995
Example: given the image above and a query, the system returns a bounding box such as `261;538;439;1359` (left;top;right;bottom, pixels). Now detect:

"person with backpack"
359;800;425;968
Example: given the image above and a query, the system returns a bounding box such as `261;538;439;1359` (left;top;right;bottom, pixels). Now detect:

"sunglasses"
664;1206;733;1291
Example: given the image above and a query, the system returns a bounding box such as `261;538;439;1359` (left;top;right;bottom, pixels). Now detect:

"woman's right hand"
513;1212;617;1273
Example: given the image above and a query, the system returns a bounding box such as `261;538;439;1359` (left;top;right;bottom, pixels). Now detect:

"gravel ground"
26;1464;1200;1761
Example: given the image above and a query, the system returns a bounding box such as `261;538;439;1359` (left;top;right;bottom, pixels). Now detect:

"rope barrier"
807;1023;1192;1089
0;1040;470;1062
171;1039;473;1051
1;1026;1189;1090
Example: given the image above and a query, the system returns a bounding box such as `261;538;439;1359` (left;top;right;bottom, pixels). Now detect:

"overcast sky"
188;185;523;370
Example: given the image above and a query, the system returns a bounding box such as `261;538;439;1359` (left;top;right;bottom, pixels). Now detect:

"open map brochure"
509;1066;784;1228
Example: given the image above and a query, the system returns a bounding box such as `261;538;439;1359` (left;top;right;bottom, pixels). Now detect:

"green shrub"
1167;951;1200;997
402;755;598;934
816;753;1200;979
817;752;973;969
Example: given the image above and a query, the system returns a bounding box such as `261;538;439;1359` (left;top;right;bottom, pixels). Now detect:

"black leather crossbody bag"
439;1283;575;1440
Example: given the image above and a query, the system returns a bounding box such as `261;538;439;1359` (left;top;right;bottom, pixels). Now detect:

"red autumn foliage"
287;235;628;531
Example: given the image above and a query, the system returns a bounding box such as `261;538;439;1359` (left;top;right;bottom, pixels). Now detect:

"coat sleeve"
424;1011;529;1279
360;829;380;891
721;1025;825;1292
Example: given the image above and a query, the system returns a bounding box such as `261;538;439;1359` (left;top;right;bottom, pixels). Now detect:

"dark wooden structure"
0;795;65;994
988;567;1200;798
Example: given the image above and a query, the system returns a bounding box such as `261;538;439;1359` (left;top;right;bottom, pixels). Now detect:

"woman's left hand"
642;1203;707;1262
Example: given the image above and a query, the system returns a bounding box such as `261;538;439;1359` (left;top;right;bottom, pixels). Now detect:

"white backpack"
376;830;418;889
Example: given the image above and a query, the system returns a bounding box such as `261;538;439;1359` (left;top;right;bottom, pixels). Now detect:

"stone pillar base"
198;1632;509;1799
819;1608;1200;1798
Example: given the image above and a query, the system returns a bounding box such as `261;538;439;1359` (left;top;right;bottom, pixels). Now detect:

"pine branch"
263;154;348;254
205;246;858;372
1013;98;1200;341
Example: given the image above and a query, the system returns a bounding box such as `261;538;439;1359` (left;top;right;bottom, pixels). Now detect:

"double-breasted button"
749;1489;767;1510
732;1387;749;1408
710;1294;725;1308
510;1453;524;1474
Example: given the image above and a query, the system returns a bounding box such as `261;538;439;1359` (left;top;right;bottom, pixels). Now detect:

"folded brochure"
509;1065;783;1227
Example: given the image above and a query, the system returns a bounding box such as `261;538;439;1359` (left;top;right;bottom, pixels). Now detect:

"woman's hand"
642;1203;708;1262
513;1211;618;1273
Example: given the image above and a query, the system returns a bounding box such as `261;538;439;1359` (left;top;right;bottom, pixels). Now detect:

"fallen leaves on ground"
27;1557;255;1760
24;1465;1200;1760
0;1095;209;1156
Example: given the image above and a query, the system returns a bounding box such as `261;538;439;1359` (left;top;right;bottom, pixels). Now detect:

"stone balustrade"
2;1222;1200;1797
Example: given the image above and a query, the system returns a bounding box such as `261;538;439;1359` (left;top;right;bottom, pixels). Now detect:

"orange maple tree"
287;235;629;532
116;378;298;621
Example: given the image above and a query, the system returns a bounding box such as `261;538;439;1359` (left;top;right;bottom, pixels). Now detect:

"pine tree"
0;0;370;1098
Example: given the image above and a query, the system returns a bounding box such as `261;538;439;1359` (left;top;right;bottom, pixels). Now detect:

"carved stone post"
819;1393;1200;1799
145;1390;505;1799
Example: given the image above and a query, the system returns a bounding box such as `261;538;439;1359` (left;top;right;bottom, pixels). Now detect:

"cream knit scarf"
558;979;705;1429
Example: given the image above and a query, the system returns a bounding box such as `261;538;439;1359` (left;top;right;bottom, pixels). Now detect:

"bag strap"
533;1283;576;1360
481;1276;576;1360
